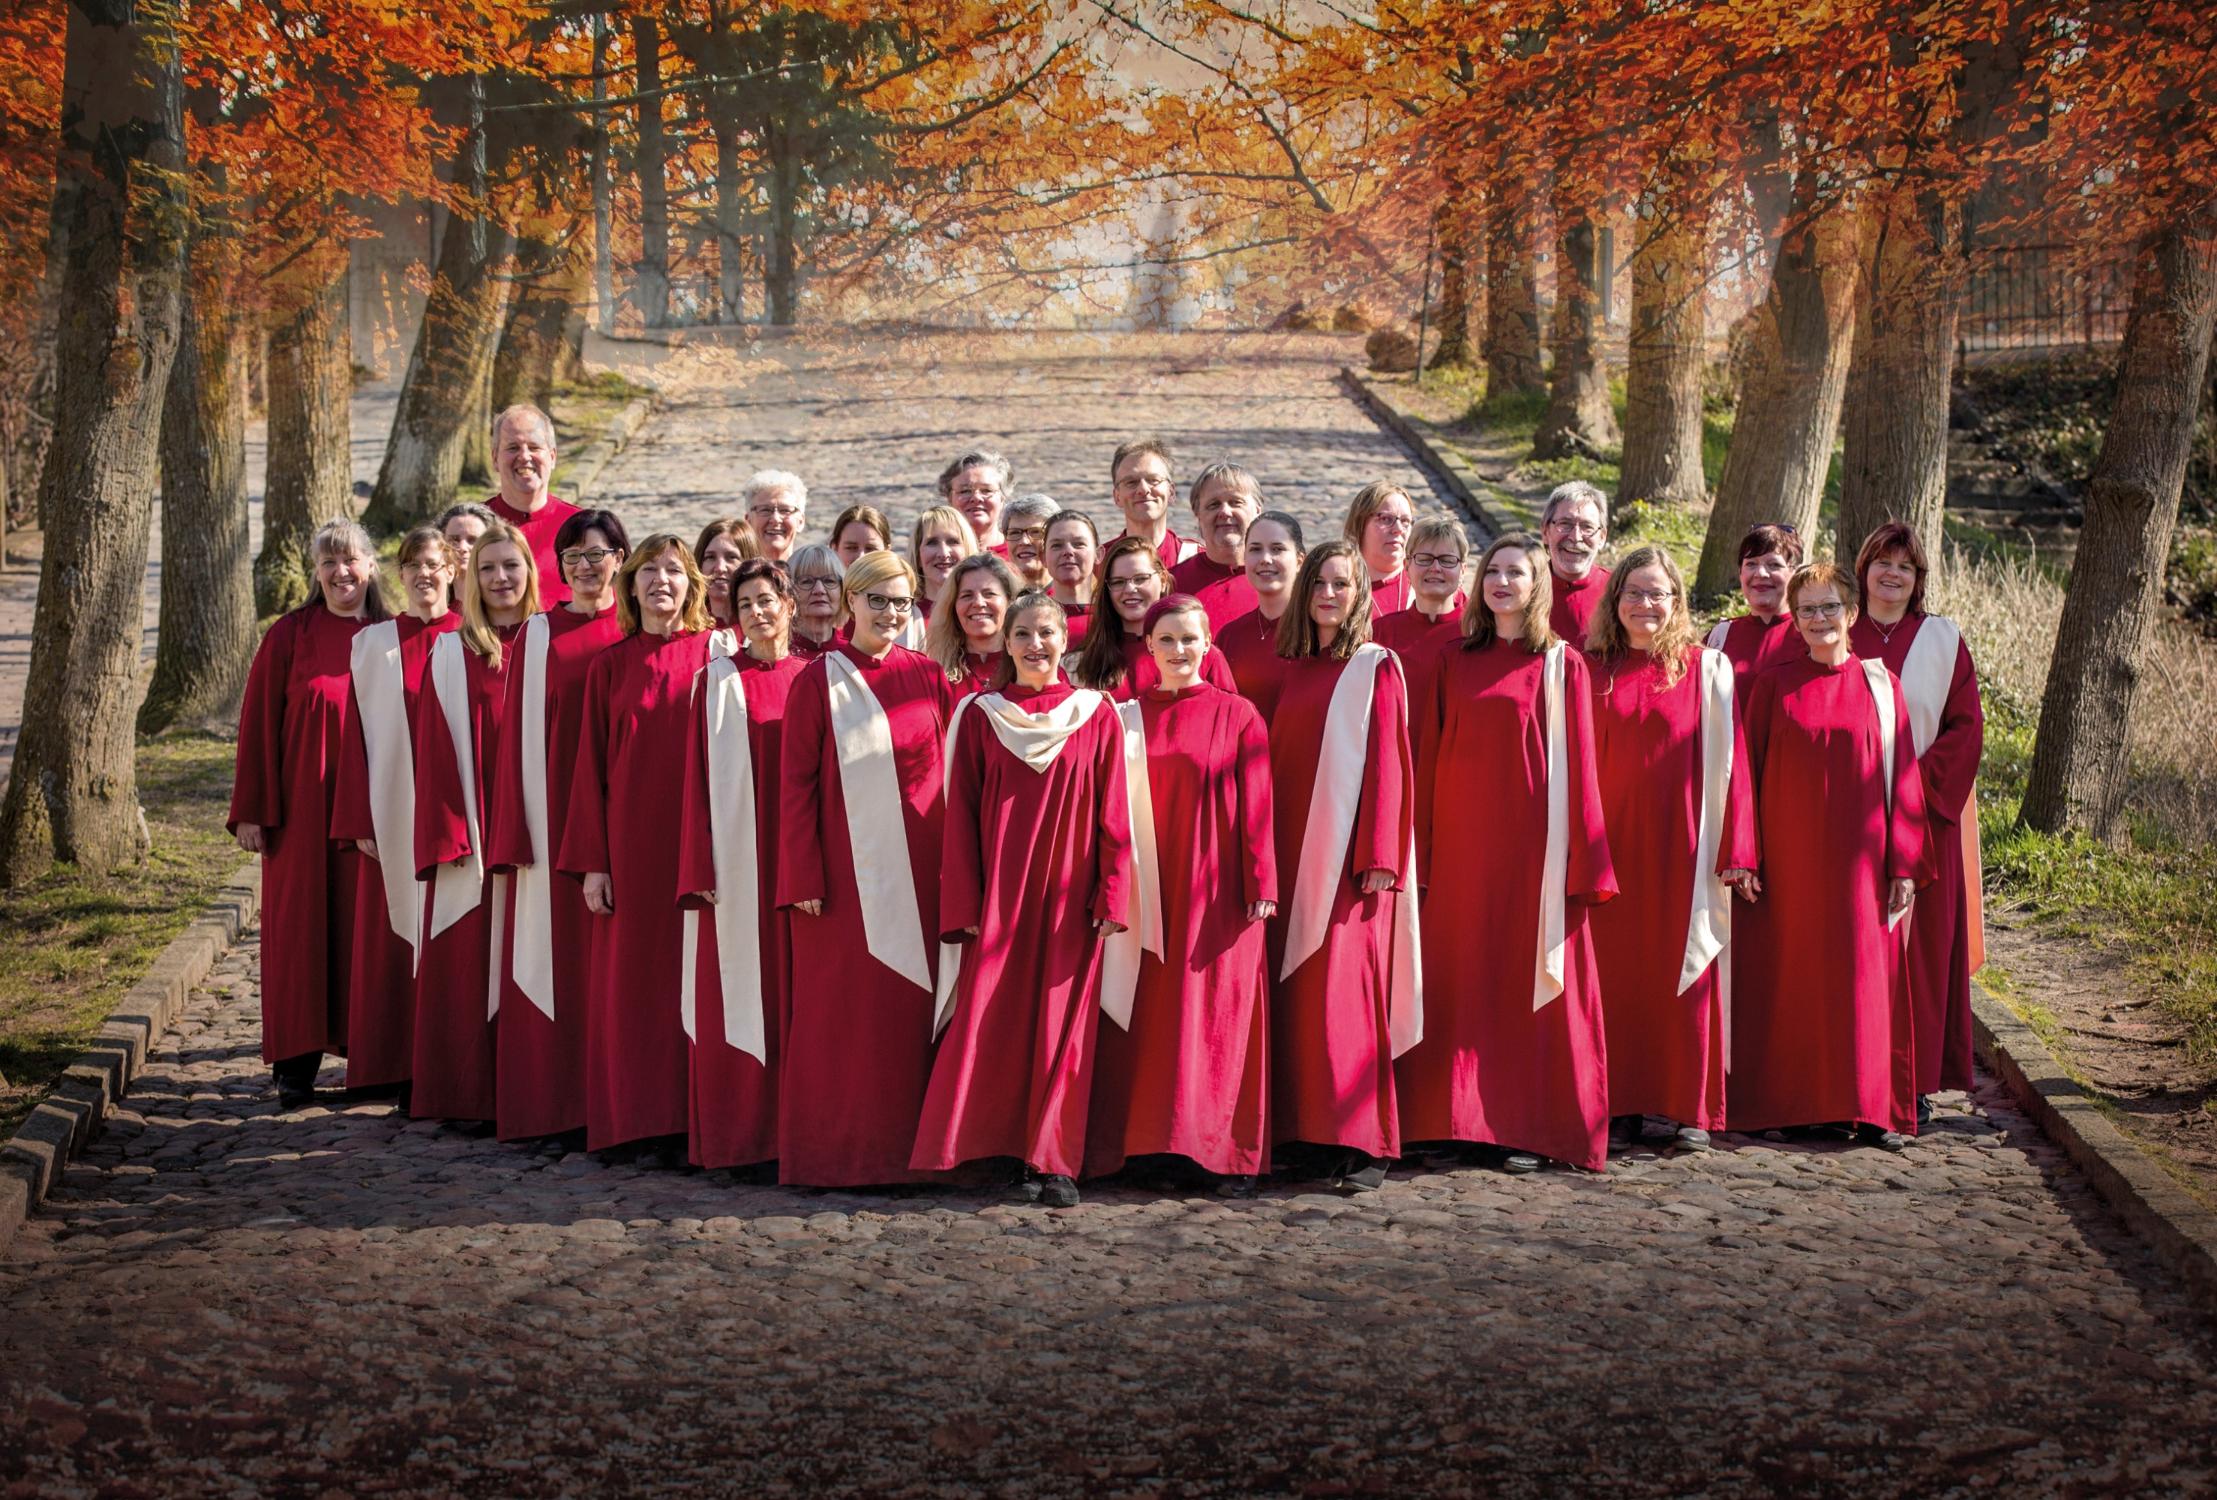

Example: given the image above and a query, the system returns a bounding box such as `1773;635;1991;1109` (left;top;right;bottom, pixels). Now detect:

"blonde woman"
923;551;1018;697
908;503;979;647
1342;481;1418;612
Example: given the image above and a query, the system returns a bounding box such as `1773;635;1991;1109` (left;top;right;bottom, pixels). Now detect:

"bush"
1364;326;1419;373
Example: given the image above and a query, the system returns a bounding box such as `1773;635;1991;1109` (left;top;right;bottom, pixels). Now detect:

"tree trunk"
715;118;746;325
256;260;355;615
1427;194;1476;369
1533;201;1620;460
1617;184;1710;507
633;16;670;330
2021;211;2217;840
592;12;615;336
1691;184;1861;600
1836;181;1967;573
491;231;589;416
0;0;188;886
1482;184;1545;399
766;124;801;326
141;204;255;734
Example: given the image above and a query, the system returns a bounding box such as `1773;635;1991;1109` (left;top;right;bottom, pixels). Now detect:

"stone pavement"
2;928;2213;1496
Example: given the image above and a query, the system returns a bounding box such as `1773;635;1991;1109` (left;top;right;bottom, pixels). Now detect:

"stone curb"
1338;366;1541;537
567;393;657;503
0;858;262;1259
1971;980;2217;1313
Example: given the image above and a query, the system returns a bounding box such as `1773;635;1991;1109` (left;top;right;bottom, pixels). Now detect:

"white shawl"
679;654;767;1059
824;651;943;999
1100;699;1165;1030
347;619;425;965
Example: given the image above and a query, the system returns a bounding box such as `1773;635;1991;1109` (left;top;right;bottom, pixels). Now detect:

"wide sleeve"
1741;669;1777;875
1088;714;1133;927
775;666;830;909
1202;647;1237;693
937;711;988;940
412;649;475;881
1885;671;1934;888
1563;650;1618;905
328;676;375;844
675;669;717;910
228;615;295;832
1919;634;1985;826
1350;656;1412;887
486;634;536;871
555;652;615;879
1718;660;1760;875
1233;699;1277;906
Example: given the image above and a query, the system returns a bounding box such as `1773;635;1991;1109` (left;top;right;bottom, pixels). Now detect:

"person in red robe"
940;449;1012;553
1070;537;1236;701
1218;512;1305;721
1541;481;1612;647
998;495;1058;592
1373;513;1470;713
558;534;718;1156
1582;547;1758;1151
676;559;811;1172
741;470;809;564
485;404;581;605
1107;437;1189;566
230;520;391;1107
1268;541;1420;1191
486;509;630;1141
1169;462;1260;629
1705;522;1806;693
912;594;1133;1207
912;505;982;627
1403;533;1618;1173
785;544;844;659
1851;522;1985;1117
777;549;957;1186
409;524;539;1121
330;526;460;1099
695;516;759;629
1344;480;1417;613
1086;596;1277;1195
924;552;1017;699
1732;561;1933;1149
438;504;495;604
1045;512;1100;643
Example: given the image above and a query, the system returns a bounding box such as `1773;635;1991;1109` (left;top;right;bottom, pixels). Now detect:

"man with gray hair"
1540;479;1612;646
1170;460;1261;628
939;448;1013;553
999;492;1059;589
487;402;581;602
743;469;810;562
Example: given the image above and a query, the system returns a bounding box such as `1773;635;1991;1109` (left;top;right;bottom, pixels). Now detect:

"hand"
1247;899;1277;922
792;899;824;917
235;822;264;854
1887;878;1915;919
356;839;378;861
582;872;614;915
1357;868;1396;895
963;925;981;938
1723;867;1761;900
698;890;718;906
1096;918;1127;937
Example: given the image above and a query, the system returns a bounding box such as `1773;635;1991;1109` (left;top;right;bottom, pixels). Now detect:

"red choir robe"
1851;613;1985;1096
1060;600;1093;646
1374;609;1462;719
1169;551;1257;632
1368;570;1415;614
952;649;1007;701
486;604;624;1140
776;642;956;1186
1404;637;1618;1170
1706;611;1804;699
789;630;836;660
1731;655;1932;1135
408;625;524;1121
557;627;716;1149
1551;564;1612;649
1268;647;1419;1159
911;683;1133;1179
229;605;371;1067
1106;632;1238;702
330;611;460;1088
1586;646;1757;1133
676;650;809;1170
1086;683;1277;1178
1217;608;1292;720
1110;528;1189;568
488;493;581;605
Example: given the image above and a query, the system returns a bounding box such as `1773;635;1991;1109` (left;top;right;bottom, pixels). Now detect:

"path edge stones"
1339;367;1538;536
568;393;656;503
0;857;262;1258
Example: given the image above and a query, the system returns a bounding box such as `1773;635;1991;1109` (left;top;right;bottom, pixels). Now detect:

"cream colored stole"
678;654;766;1059
1897;615;1985;968
427;633;506;1020
1864;658;1911;934
508;614;557;1019
1679;646;1738;994
1100;700;1165;1031
824;651;942;1003
1531;642;1571;1012
349;619;425;966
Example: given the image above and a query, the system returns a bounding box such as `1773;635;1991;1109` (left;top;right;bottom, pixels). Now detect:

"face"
316;547;373;614
702;534;747;608
952;569;1009;647
1359;492;1415;576
1244;520;1302;599
1616;563;1676;644
1866;549;1918;611
561;529;623;602
1004;515;1049;578
496;416;553;498
443;515;488;573
731;576;788;647
848;572;916;651
1408;534;1466;607
1544;500;1606;582
1740;549;1794;616
1104;553;1162;626
918;524;968;590
835;521;885;569
632;545;690;621
1147;608;1209;688
1007;606;1065;685
792;565;841;623
1046;520;1097;588
399;546;453;614
746;490;804;558
1482;546;1538;617
948;466;1005;538
1793;583;1856;651
475;540;530;615
1112;451;1173;529
1192;478;1258;562
1308;554;1358;632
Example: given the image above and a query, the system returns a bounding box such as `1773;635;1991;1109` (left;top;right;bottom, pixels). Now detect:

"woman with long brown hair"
1070;535;1235;700
695;517;759;628
922;551;1017;697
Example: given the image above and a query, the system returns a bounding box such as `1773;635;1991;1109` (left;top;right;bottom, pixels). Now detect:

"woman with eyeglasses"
1582;547;1756;1154
1218;511;1305;721
1705;523;1807;695
923;552;1018;698
1401;533;1616;1176
1044;511;1101;644
998;495;1059;591
777;549;956;1186
1730;562;1931;1152
784;544;846;659
1850;523;1985;1122
1343;481;1419;613
1069;536;1237;700
486;510;628;1141
1373;514;1469;712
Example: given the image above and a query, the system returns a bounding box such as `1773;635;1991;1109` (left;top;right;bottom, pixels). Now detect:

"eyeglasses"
861;592;916;614
559;547;620;567
1623;589;1677;606
1114;475;1171;494
794;576;839;592
748;505;803;521
1006;526;1049;544
1800;601;1848;619
1105;575;1158;594
1409;552;1463;569
399;558;448;575
1370;515;1415;532
1547;519;1604;538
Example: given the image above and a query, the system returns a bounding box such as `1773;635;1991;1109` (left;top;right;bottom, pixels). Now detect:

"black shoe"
1010;1164;1044;1202
1673;1125;1714;1152
276;1083;316;1110
1338;1153;1388;1192
1916;1095;1935;1127
1501;1152;1544;1175
1037;1174;1081;1209
1214;1173;1259;1199
1858;1123;1909;1152
1608;1113;1643;1149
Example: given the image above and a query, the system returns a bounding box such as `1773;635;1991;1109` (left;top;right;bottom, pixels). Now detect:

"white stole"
348;619;425;964
1100;699;1164;1030
508;614;557;1020
1864;658;1911;933
824;651;942;1002
1279;644;1423;1057
1892;614;1983;966
427;634;488;946
678;655;766;1059
1531;641;1572;1011
1678;647;1737;994
1704;619;1730;652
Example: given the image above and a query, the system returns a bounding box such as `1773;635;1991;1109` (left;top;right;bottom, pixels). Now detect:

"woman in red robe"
923;552;1016;699
912;594;1133;1208
777;549;956;1187
1268;541;1420;1191
230;520;390;1108
1705;522;1806;694
1344;481;1417;613
1851;522;1985;1117
1583;547;1757;1150
1086;596;1277;1195
409;524;538;1121
1374;513;1469;715
1403;533;1618;1174
676;559;810;1171
1218;511;1304;720
558;534;717;1155
1069;536;1235;701
1045;511;1100;644
695;516;758;629
331;526;459;1098
786;544;845;660
1732;561;1932;1149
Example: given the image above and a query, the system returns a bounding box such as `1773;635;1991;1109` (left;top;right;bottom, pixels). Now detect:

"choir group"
228;405;1986;1207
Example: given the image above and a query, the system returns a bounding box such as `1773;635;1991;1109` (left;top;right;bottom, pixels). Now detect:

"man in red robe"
1169;462;1259;629
1541;481;1612;647
486;404;580;605
1107;436;1189;567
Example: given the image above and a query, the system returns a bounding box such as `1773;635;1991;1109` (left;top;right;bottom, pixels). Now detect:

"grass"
0;733;242;1136
548;372;654;496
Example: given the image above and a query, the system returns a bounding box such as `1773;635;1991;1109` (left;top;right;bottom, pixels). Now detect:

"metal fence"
1958;242;2131;359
